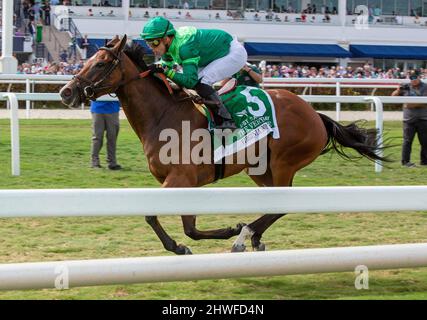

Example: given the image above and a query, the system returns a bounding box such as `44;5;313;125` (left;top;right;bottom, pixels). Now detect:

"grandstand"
2;0;427;71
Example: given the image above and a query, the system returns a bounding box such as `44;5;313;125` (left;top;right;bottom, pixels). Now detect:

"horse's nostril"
62;88;72;97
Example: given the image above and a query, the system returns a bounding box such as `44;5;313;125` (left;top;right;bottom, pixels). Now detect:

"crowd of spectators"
15;59;427;80
260;63;427;79
17;60;84;75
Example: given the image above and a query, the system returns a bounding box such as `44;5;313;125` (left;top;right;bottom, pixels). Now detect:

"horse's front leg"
145;215;192;255
143;176;195;255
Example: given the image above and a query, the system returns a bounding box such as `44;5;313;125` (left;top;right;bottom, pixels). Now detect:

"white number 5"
239;87;267;117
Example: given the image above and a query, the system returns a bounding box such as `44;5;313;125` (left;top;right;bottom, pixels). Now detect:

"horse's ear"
115;35;127;53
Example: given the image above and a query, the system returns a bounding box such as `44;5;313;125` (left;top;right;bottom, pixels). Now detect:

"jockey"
140;16;248;129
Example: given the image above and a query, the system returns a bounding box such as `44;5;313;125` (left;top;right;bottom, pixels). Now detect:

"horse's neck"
117;77;205;145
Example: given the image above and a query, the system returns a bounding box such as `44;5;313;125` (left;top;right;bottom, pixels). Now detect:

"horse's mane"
122;41;181;97
123;42;148;72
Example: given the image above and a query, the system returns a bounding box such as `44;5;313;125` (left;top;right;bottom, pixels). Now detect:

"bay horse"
60;36;387;255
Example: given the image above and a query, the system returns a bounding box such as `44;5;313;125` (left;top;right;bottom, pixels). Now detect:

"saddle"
152;73;238;115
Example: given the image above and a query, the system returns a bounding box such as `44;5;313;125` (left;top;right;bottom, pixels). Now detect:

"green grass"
0;119;426;300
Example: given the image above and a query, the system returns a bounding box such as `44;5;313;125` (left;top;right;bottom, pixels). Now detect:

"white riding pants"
198;37;248;86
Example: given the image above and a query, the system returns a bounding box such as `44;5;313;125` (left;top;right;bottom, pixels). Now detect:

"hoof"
254;243;266;251
176;244;193;255
231;243;246;253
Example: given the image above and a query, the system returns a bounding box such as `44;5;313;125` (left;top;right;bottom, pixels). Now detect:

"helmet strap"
164;36;173;51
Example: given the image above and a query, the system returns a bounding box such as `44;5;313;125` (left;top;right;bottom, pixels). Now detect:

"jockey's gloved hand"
148;64;164;74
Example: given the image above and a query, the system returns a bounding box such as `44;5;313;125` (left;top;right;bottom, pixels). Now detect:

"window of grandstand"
57;0;344;12
346;0;425;17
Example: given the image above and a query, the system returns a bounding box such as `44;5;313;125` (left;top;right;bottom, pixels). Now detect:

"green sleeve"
165;62;199;88
251;65;261;74
160;53;175;69
160;59;175;69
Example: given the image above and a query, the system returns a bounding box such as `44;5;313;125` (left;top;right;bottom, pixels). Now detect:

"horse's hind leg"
232;166;294;252
181;215;245;240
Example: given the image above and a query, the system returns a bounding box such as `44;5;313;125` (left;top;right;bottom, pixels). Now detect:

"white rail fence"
4;92;427;176
2;243;427;291
0;75;414;114
0;186;426;291
1;186;427;217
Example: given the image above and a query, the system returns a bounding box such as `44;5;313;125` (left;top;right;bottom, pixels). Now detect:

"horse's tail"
317;112;390;163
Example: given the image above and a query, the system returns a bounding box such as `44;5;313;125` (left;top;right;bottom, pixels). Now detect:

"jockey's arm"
159;59;175;69
164;59;199;89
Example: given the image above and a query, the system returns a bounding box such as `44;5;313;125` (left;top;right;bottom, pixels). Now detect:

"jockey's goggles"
146;38;162;47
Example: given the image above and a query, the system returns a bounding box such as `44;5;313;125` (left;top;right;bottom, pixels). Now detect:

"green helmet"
140;17;176;40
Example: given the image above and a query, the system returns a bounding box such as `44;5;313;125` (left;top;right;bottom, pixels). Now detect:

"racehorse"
60;35;387;255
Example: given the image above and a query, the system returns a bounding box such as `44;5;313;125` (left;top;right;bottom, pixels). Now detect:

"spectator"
87;8;94;16
42;1;51;25
373;6;381;16
143;11;150;18
32;1;41;22
183;1;189;10
215;12;221;19
80;34;89;60
107;10;115;16
185;11;193;19
28;20;37;44
323;13;331;22
90;100;122;170
60;49;68;62
301;13;307;22
392;69;427;167
69;36;77;59
414;15;421;24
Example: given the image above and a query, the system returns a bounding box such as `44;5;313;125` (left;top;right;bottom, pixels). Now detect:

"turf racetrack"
0;119;426;299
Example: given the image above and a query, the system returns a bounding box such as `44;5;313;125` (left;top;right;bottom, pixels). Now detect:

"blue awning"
244;43;351;58
350;45;427;60
87;39;152;54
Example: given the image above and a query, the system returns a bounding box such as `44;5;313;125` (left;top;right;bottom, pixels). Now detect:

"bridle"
73;46;127;101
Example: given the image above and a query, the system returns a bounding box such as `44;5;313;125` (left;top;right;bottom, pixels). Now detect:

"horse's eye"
96;62;105;68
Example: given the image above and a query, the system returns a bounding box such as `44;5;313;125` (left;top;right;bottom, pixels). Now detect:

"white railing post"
365;97;383;173
26;78;31;119
336;81;341;121
1;93;20;176
31;81;35;112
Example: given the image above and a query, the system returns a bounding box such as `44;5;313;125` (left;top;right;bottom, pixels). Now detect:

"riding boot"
194;82;237;130
206;92;237;130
